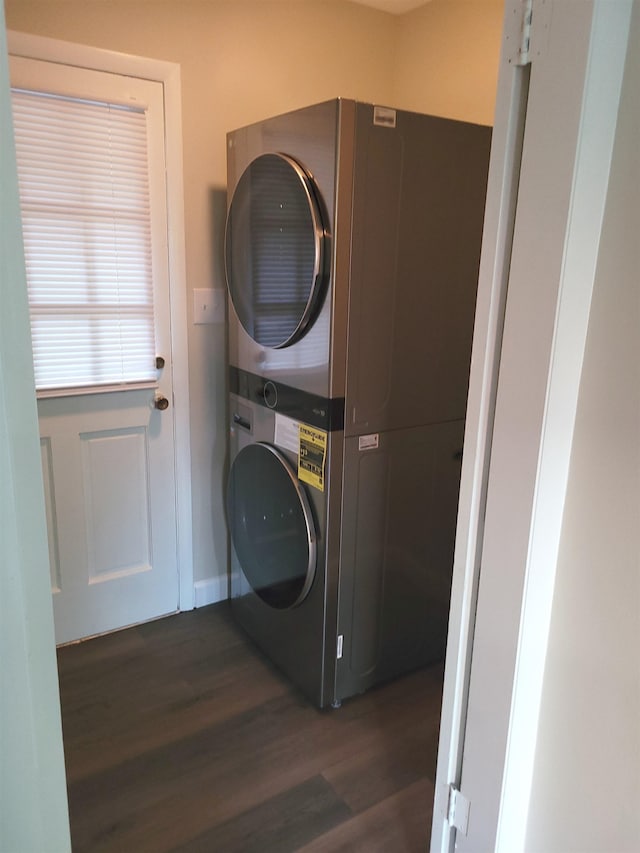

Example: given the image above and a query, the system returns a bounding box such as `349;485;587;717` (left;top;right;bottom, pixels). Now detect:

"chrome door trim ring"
228;440;317;609
272;153;327;348
224;152;329;350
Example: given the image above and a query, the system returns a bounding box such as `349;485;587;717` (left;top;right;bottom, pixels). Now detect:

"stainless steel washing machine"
225;100;491;708
227;393;342;706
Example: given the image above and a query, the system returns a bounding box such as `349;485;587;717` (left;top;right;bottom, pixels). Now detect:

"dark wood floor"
57;602;444;852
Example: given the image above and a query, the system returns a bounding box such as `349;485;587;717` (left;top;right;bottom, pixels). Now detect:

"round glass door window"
225;152;328;349
227;442;317;609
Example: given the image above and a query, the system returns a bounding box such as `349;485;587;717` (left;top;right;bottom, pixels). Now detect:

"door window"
10;57;169;398
225;153;328;349
11;89;156;393
227;442;316;609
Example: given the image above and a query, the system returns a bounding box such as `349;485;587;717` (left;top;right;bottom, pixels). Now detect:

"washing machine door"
227;442;317;609
225;152;328;349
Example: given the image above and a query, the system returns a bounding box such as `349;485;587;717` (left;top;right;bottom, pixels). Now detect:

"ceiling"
348;0;429;14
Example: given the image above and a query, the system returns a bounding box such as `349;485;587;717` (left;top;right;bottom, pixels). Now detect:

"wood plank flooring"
57;602;444;852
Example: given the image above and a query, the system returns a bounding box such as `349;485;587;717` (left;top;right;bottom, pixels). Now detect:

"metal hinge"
506;0;551;66
518;0;534;65
508;0;533;66
447;785;470;835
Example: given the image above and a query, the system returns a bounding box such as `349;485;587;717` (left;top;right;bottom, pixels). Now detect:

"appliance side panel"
337;420;464;701
346;106;492;435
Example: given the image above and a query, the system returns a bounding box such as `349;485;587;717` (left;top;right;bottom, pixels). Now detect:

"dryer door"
227;442;317;609
225;153;328;349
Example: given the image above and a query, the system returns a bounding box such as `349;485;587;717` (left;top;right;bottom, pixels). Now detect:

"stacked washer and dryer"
224;99;491;708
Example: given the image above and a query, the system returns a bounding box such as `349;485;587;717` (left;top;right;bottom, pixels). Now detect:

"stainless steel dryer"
225;100;491;708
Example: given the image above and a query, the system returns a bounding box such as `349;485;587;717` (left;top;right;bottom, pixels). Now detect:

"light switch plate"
193;288;225;324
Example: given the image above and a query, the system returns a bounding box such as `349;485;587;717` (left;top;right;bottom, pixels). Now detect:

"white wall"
526;2;640;847
0;3;70;848
3;0;503;597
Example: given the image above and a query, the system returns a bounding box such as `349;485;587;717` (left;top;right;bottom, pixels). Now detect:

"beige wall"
395;0;503;124
4;0;503;590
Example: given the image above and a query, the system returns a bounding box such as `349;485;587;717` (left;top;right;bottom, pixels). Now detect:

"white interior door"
11;56;180;645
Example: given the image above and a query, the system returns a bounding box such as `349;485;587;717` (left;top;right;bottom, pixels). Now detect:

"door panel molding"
81;428;152;582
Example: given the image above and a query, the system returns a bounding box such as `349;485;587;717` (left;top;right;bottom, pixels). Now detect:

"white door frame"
1;9;70;850
431;0;634;849
7;30;194;613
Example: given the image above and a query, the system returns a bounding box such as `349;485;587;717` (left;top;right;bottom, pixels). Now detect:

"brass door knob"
155;396;169;411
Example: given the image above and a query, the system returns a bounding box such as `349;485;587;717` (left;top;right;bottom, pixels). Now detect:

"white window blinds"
11;88;156;394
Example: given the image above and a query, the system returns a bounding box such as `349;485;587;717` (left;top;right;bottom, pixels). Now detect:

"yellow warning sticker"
298;425;327;492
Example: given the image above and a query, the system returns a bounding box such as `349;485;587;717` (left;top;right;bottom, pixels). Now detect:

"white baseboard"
193;575;229;608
